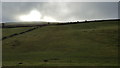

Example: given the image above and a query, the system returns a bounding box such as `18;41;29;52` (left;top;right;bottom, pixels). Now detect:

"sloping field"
2;20;119;66
2;27;34;37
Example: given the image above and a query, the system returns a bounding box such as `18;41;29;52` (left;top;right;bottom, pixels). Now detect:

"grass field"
2;20;119;66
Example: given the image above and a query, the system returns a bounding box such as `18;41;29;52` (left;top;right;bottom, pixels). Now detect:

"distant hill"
2;20;119;66
2;19;119;28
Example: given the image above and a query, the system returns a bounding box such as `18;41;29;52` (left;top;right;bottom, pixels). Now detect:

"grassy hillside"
2;27;33;37
2;21;119;66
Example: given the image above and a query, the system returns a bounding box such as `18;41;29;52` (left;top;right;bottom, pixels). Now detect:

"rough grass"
2;21;119;66
2;27;33;37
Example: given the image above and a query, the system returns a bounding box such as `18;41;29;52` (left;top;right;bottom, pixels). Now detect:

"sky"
2;2;119;22
1;0;120;2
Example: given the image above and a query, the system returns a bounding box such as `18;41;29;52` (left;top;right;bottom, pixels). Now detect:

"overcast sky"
2;2;119;22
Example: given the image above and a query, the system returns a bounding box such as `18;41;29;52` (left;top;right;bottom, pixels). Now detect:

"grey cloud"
2;2;118;22
0;2;2;23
